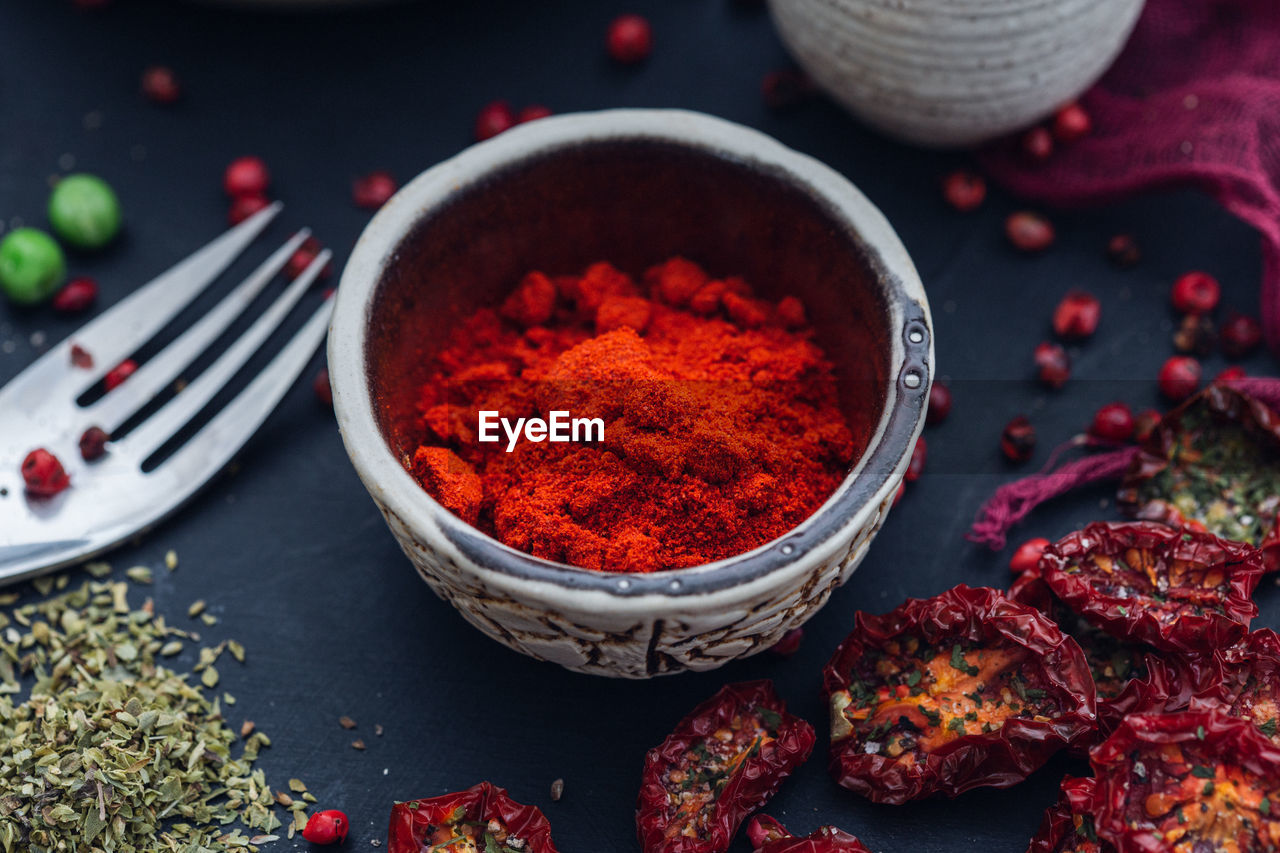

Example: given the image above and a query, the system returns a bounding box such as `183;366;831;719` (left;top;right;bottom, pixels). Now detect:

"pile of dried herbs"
0;561;307;852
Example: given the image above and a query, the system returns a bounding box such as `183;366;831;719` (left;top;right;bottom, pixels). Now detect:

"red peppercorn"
314;368;333;407
1134;408;1162;444
905;436;926;482
1006;211;1055;252
21;449;70;497
301;810;349;845
1216;366;1247;383
1052;290;1101;340
607;14;653;64
517;104;553;123
1170;271;1220;315
227;193;270;226
104;359;137;391
474;100;516;141
140;65;181;105
1021;126;1054;162
1033;341;1071;390
1009;537;1050;574
770;627;803;657
761;69;816;110
926;381;952;425
223;156;270;199
1000;416;1036;463
79;426;109;461
52;277;98;313
69;343;94;370
1088;402;1135;443
1220;312;1262;359
1107;233;1141;268
352;171;397;210
1052;102;1092;143
942;170;986;212
1158;356;1201;402
286;237;330;281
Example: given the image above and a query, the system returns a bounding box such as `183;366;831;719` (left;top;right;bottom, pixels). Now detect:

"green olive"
0;228;66;305
48;173;122;250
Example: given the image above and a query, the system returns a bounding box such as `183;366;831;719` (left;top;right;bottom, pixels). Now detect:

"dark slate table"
1;1;1274;850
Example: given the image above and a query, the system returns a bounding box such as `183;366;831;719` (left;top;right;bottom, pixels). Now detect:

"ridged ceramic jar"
329;109;932;678
769;0;1145;147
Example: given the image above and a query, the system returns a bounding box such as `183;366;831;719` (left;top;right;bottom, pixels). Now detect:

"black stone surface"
0;2;1275;851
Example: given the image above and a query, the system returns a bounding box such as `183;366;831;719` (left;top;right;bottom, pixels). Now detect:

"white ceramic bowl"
329;109;932;678
769;0;1145;147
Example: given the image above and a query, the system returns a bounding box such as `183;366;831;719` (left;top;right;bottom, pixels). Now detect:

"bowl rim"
329;108;932;601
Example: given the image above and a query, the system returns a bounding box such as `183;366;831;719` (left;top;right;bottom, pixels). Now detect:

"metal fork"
0;204;333;584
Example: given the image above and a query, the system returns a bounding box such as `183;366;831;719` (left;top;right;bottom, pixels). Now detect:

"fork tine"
118;250;333;460
86;229;312;433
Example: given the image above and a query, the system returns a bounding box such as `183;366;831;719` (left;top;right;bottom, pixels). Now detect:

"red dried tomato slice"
1092;710;1280;853
746;815;871;853
1028;777;1109;853
1118;385;1280;571
1189;629;1280;746
387;782;558;853
822;584;1096;804
636;680;815;853
1039;521;1262;654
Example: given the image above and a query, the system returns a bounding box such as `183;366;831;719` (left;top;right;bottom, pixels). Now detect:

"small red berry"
1021;126;1054;162
1134;409;1162;443
1088;402;1135;443
942;170;986;212
474;100;516;141
1006;211;1055;252
770;627;803;657
79;426;109;461
228;193;270;226
1052;102;1092;143
1220;312;1262;359
314;368;333;407
140;65;181;105
517;104;553;123
1001;416;1036;463
286;237;331;281
607;14;653;64
926;381;952;425
1216;366;1247;383
761;69;816;110
1107;233;1141;268
52;277;98;313
223;156;269;198
1009;537;1050;574
69;343;94;370
301;809;349;845
21;449;70;497
1033;342;1071;390
352;171;397;210
1052;291;1101;340
905;436;927;482
105;359;137;391
1158;356;1201;402
1170;271;1220;315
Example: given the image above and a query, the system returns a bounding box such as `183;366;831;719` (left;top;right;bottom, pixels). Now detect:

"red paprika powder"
411;257;856;573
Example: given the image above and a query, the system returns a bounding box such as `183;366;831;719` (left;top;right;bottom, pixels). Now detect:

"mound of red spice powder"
411;257;855;573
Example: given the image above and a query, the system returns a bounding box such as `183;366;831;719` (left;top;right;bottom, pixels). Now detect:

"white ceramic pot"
329;109;933;678
769;0;1145;147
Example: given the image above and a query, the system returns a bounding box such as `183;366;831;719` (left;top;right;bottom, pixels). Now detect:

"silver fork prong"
153;296;333;492
86;229;312;433
118;250;333;460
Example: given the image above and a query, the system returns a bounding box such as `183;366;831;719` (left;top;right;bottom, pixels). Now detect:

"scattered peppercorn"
1052;290;1101;340
517;104;553;123
223;156;270;199
1170;271;1220;315
1021;126;1054;162
1000;416;1036;463
1158;355;1201;401
302;810;349;845
352;171;398;210
21;448;70;497
52;276;97;313
1009;537;1050;574
1033;341;1070;389
906;436;927;482
0;228;66;305
140;65;181;104
49;174;122;250
1107;233;1141;268
1133;408;1162;443
474;100;516;141
1088;402;1135;443
1051;102;1092;143
606;14;652;64
228;193;270;226
1216;366;1247;382
1005;211;1055;252
761;69;816;110
1173;313;1216;356
926;381;952;425
1220;312;1262;359
79;426;109;461
285;237;330;280
942;170;986;212
313;368;332;407
105;358;138;391
770;627;804;657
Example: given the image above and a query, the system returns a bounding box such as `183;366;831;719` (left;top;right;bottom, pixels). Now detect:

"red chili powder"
411;257;855;573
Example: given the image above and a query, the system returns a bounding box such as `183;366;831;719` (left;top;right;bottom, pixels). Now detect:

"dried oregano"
0;565;309;851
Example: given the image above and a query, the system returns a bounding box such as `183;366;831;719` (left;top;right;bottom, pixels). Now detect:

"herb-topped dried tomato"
823;585;1096;804
636;680;814;853
1028;777;1109;853
1118;385;1280;570
1190;629;1280;746
387;782;558;853
746;815;871;853
1039;521;1262;654
1092;711;1280;853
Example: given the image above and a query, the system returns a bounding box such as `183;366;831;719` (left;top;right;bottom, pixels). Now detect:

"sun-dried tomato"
823;585;1096;804
1118;385;1280;571
387;782;558;853
1092;710;1280;853
746;815;871;853
636;680;814;853
1027;777;1109;853
1189;629;1280;746
1039;521;1262;654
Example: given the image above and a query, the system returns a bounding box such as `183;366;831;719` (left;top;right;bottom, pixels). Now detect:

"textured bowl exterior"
329;109;932;678
769;0;1145;147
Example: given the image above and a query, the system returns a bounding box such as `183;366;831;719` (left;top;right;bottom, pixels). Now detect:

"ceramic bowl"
329;109;932;678
769;0;1145;147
